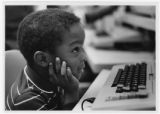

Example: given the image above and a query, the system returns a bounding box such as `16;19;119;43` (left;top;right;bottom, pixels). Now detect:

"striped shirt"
6;66;63;110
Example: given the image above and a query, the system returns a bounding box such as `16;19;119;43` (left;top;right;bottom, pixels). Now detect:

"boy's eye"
72;47;80;53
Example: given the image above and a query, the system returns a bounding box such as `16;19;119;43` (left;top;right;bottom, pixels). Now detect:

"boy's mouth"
79;64;85;74
80;68;84;75
76;62;85;79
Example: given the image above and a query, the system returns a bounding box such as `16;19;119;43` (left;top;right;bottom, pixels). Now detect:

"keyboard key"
138;85;146;89
123;86;130;92
117;84;124;88
132;80;138;84
116;87;123;93
124;65;129;72
131;86;138;91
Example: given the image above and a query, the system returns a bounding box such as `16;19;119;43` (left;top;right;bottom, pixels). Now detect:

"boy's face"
52;23;86;80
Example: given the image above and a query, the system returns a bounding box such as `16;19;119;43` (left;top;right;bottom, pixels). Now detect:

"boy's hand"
49;57;79;94
49;57;79;106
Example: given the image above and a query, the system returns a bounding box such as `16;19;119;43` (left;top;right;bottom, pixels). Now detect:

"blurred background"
5;5;156;97
5;5;155;51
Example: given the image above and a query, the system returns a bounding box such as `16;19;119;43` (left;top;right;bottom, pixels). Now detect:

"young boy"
6;8;86;110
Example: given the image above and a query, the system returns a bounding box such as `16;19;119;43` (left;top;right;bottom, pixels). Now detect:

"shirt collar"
24;65;57;94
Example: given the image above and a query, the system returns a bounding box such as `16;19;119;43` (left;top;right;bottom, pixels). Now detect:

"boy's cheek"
64;57;81;76
68;62;83;80
67;60;78;74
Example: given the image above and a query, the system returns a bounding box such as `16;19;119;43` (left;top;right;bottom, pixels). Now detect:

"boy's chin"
73;72;81;80
74;69;84;80
75;74;81;80
76;72;83;80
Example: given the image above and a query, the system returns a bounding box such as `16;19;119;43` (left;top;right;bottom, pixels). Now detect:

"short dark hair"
17;8;80;65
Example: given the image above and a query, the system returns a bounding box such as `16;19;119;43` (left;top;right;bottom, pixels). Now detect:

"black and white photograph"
3;1;157;111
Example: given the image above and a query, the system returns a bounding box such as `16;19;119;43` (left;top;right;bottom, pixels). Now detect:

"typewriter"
92;62;155;110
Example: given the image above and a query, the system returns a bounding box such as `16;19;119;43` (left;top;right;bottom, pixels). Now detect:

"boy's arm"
61;88;79;110
62;66;79;109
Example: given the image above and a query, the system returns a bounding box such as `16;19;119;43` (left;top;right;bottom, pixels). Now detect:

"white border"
3;1;159;6
1;0;160;114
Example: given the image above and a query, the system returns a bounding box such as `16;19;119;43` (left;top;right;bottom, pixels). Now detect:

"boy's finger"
61;61;66;76
49;62;57;80
55;57;61;74
67;67;73;81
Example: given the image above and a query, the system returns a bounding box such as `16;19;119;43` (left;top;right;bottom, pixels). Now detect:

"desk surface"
73;70;111;111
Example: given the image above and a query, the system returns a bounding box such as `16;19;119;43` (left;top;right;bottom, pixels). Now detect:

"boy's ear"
33;51;51;67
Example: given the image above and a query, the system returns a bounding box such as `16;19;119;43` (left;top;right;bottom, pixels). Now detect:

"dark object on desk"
96;30;110;37
81;97;95;110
